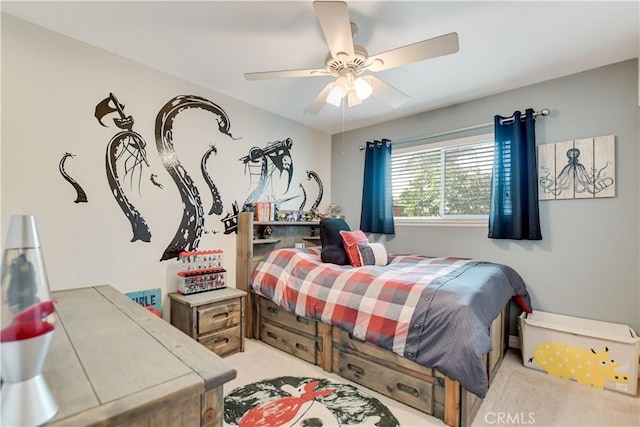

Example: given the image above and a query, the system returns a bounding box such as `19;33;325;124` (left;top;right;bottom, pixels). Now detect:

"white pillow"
356;241;389;266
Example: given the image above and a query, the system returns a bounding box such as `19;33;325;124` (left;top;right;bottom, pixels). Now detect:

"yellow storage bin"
519;310;639;396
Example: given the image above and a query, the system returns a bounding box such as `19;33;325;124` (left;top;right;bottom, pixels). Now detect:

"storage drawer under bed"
257;297;318;335
332;328;444;415
260;320;320;364
339;350;435;414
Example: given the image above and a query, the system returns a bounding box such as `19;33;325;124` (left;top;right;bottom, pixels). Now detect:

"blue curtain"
360;139;395;234
488;109;542;240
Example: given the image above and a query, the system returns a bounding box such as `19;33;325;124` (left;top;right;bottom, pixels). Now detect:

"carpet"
224;376;399;427
223;339;640;427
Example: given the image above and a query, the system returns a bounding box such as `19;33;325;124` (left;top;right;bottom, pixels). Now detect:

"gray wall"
331;59;639;333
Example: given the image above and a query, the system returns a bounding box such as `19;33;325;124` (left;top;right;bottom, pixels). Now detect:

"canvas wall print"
538;135;615;200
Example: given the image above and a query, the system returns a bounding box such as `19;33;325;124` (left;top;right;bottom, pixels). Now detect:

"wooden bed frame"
235;212;509;427
250;295;508;427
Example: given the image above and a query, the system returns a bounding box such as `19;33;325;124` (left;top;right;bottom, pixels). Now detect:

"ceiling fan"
244;0;459;114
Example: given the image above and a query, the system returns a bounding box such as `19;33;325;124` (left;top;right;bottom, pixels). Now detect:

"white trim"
394;218;487;227
392;132;495;224
509;335;521;349
393;132;494;154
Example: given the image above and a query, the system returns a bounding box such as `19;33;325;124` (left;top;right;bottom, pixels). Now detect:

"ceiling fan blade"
367;32;459;72
313;1;354;60
366;75;409;108
304;81;334;115
245;68;331;80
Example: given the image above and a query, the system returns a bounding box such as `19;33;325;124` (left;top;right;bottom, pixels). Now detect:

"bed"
242;244;530;427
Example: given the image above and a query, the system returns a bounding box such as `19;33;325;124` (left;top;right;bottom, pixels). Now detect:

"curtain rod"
358;108;550;150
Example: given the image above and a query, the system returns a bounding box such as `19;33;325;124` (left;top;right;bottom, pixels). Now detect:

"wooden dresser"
44;285;237;426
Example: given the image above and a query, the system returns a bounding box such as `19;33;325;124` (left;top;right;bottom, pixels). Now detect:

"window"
391;133;494;223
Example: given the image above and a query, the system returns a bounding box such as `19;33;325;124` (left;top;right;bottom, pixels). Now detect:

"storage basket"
519;310;639;396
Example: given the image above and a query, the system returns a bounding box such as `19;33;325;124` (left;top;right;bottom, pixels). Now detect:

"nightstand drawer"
198;300;241;335
199;326;242;357
169;288;246;357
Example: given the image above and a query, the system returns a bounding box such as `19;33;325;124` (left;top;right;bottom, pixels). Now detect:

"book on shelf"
253;201;275;222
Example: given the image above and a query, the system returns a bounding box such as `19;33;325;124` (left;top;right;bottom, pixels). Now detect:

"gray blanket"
404;262;529;398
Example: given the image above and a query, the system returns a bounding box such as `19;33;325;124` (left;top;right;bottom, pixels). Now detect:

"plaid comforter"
250;247;529;398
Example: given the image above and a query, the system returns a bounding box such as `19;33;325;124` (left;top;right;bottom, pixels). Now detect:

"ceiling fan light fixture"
326;83;346;106
347;90;363;108
353;76;373;100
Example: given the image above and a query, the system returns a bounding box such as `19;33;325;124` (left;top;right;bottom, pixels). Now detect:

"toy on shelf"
177;250;226;295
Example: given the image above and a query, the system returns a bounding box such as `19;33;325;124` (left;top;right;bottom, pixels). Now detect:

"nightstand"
169;288;246;357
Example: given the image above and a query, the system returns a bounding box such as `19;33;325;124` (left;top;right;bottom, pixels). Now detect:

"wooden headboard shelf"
235;211;319;338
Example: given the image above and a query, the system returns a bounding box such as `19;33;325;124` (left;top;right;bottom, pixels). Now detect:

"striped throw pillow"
356;241;389;266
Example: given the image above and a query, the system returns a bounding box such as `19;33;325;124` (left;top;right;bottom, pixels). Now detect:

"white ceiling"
2;1;638;135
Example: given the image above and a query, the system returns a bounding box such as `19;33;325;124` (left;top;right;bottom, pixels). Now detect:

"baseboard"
508;334;520;349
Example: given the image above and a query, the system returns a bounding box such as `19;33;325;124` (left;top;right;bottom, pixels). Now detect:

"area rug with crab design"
223;376;399;427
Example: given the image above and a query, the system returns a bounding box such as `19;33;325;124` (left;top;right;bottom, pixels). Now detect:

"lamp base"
1;372;58;426
1;331;58;426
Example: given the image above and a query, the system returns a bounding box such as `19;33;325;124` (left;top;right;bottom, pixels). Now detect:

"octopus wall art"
240;138;297;207
82;92;326;261
304;170;324;213
155;95;240;260
239;138;325;214
95;92;153;242
59;152;88;204
538;135;615;200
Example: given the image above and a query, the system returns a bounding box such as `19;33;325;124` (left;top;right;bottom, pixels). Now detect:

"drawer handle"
266;331;279;340
347;363;364;376
397;382;419;397
295;342;309;353
295;316;309;325
213;337;230;344
267;306;278;314
212;312;229;320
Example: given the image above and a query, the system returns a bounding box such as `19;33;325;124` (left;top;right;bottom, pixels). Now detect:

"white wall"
331;59;640;332
1;14;331;315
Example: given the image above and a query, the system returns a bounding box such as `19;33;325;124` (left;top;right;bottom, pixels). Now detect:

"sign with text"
125;288;162;316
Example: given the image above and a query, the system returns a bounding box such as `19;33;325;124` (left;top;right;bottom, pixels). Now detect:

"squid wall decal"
201;144;223;215
240;138;295;207
221;201;240;235
298;183;307;211
155;95;238;261
95;93;152;243
306;170;324;212
150;173;164;189
59;152;88;203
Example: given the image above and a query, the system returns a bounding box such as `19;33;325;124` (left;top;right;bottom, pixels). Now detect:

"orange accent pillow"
339;229;369;267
